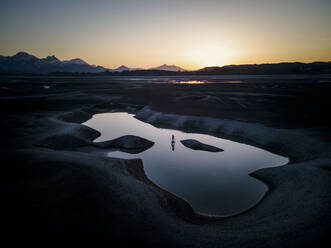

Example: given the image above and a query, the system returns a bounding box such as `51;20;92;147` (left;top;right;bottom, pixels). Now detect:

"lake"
83;112;288;216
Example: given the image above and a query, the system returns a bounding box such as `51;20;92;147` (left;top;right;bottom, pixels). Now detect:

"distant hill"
0;52;107;74
150;64;187;72
197;62;331;75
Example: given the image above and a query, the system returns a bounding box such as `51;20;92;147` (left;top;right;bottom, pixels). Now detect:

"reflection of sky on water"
84;113;288;216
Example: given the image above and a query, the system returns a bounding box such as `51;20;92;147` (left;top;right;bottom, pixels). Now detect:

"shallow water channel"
83;112;288;216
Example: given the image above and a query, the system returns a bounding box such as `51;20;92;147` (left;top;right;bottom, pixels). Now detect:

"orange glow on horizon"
1;1;330;71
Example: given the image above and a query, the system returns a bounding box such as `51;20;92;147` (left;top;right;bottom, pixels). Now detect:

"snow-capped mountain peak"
45;55;60;63
62;58;88;65
151;64;186;72
11;51;38;61
115;65;130;72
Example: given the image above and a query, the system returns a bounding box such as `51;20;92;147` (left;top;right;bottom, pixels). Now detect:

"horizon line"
2;51;331;71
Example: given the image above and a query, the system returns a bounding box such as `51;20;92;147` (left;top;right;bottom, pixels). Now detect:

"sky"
1;0;330;70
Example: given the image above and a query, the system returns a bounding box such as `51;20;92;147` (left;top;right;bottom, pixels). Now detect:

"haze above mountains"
0;51;330;75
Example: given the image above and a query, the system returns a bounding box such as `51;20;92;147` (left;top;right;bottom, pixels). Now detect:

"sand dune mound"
94;135;154;154
57;110;92;123
36;124;100;150
180;139;223;152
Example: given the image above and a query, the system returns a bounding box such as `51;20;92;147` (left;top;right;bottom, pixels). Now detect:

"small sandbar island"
84;112;288;216
180;139;224;152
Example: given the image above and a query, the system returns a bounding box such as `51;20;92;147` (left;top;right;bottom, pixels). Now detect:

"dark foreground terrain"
1;75;331;247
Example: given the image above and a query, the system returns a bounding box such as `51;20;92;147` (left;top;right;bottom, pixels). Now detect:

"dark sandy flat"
1;75;331;247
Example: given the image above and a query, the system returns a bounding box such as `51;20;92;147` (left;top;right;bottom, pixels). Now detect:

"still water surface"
83;113;288;216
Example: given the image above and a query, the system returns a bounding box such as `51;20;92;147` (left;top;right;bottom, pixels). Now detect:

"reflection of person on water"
171;134;175;151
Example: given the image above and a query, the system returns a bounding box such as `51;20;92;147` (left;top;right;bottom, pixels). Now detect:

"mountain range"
0;52;187;74
0;52;108;74
0;51;330;75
